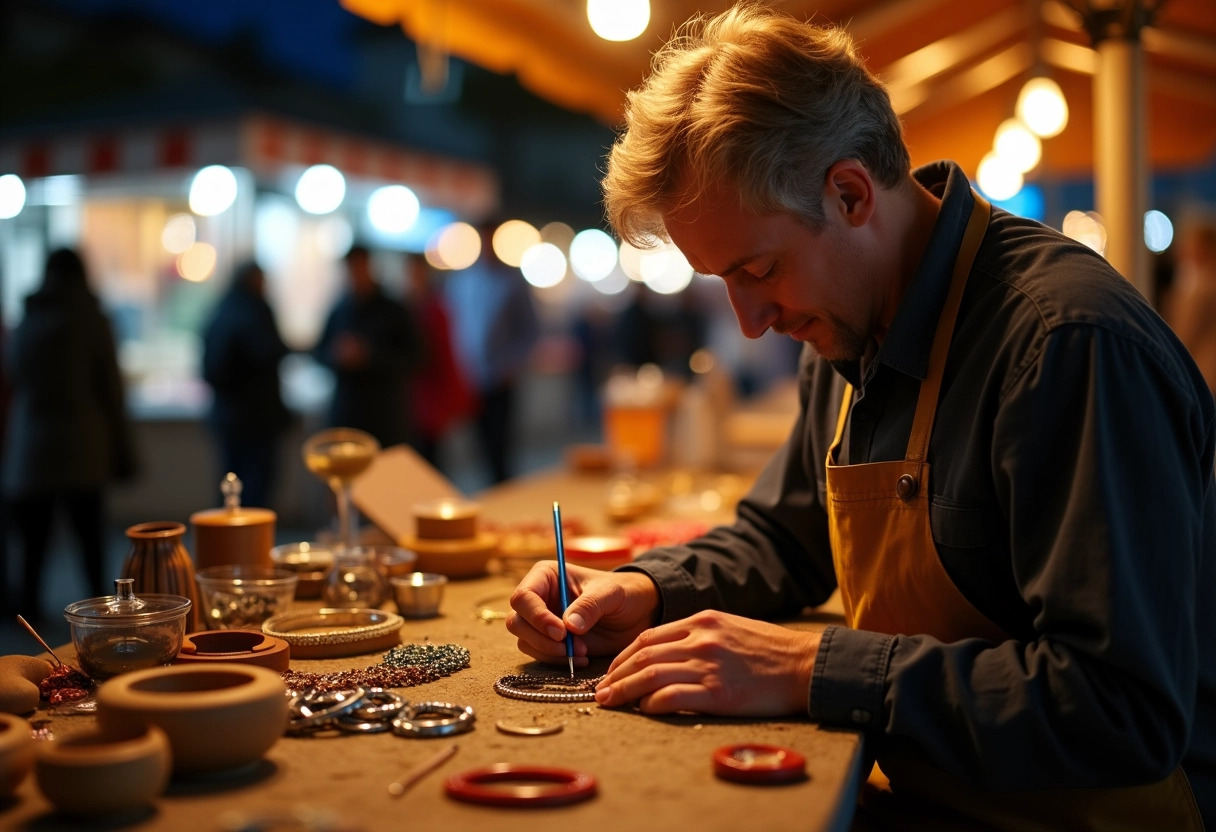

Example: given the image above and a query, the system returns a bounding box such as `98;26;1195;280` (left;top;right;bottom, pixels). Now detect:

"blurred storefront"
0;115;498;421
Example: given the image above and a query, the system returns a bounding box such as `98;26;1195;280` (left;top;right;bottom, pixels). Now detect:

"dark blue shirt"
630;161;1216;822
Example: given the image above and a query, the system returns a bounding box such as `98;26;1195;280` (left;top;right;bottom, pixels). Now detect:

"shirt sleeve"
812;322;1215;790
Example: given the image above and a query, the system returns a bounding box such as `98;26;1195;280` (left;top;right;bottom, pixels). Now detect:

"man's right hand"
506;562;660;667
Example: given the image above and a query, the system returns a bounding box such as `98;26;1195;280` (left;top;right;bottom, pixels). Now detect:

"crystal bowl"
194;565;297;630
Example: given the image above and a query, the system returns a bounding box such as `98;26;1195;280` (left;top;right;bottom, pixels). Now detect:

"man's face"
663;180;875;362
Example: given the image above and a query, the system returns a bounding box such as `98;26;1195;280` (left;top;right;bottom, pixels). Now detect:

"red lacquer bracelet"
712;744;807;784
444;764;597;807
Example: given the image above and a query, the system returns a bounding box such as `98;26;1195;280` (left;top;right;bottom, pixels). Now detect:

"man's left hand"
593;610;820;716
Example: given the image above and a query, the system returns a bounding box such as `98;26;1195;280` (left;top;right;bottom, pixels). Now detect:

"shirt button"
853;405;869;422
850;708;871;725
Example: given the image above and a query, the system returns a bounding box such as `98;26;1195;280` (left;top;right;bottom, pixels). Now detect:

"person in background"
507;5;1215;829
445;225;540;484
1163;211;1216;395
314;245;422;449
404;252;475;470
201;260;292;509
2;247;137;620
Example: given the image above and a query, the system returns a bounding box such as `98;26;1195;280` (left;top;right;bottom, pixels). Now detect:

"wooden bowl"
397;532;498;579
96;664;287;774
0;713;34;796
35;722;170;816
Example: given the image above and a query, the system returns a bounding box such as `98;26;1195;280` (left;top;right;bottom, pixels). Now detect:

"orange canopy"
343;0;1216;178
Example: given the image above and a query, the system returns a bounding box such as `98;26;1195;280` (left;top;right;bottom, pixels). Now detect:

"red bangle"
444;764;597;807
712;744;807;784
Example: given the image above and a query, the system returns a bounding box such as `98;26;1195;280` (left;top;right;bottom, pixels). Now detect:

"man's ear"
823;160;875;227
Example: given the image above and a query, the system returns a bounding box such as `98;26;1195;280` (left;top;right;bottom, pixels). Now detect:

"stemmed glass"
302;427;379;551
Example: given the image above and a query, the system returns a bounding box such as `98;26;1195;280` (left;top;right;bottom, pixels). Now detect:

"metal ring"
350;688;406;721
493;674;604;703
392;702;476;738
288;686;367;728
335;716;394;734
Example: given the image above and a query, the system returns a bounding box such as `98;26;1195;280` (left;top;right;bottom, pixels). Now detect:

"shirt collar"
833;160;976;384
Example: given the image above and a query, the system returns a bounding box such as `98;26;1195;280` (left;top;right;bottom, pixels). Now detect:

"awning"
0;113;500;218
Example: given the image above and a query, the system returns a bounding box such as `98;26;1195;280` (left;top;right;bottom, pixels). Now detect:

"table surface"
4;466;864;832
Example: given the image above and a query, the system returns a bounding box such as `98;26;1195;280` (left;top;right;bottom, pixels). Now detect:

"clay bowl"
34;722;170;817
397;533;497;579
96;664;288;775
0;713;34;796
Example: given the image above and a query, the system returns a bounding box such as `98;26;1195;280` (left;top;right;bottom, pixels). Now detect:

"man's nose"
726;283;779;339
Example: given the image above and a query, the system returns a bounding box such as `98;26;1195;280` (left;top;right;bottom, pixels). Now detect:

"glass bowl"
64;588;191;681
269;542;336;599
194;566;297;630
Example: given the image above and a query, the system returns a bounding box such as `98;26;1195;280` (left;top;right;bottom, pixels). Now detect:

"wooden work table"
4;466;865;832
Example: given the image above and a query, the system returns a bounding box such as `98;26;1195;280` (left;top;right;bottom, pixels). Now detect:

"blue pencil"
552;501;575;678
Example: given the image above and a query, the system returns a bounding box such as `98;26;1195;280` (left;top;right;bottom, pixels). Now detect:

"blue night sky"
45;0;364;88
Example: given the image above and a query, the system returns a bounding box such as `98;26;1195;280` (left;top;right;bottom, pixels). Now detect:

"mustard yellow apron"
825;193;1203;831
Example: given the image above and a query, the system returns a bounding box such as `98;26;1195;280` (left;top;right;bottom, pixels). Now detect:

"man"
507;5;1215;829
314;245;421;448
201;260;292;509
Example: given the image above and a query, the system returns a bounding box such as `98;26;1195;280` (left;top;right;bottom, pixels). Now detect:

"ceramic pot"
122;522;201;632
0;713;34;796
96;664;287;774
190;506;276;571
34;722;170;816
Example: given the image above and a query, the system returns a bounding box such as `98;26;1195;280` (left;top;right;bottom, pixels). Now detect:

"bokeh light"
177;242;217;282
587;0;650;41
1062;210;1107;255
570;228;618;282
520;242;567;288
976;152;1023;201
1144;210;1174;253
0;174;27;219
431;221;481;270
492;219;541;267
1016;76;1069;139
295;164;346;215
993;118;1041;174
189;165;238;216
367;185;420;234
161;213;197;254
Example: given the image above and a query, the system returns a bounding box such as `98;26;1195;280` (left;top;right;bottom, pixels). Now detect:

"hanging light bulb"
587;0;650;42
993;118;1042;173
1016;76;1069;138
977;152;1023;201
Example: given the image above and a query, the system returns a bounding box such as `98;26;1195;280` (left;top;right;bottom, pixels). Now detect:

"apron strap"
905;191;992;464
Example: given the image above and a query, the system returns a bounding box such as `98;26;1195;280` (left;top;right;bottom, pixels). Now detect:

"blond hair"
604;2;910;247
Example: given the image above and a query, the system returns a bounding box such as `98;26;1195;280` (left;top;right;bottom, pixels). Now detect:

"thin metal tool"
552;501;575;678
387;742;459;797
16;615;64;667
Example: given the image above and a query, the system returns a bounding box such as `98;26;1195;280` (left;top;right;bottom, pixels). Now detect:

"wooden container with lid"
189;474;276;571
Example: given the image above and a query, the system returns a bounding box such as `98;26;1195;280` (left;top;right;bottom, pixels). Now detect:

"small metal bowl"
390;572;448;619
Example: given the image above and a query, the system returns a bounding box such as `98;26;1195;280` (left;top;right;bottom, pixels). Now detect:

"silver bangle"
392;702;476;738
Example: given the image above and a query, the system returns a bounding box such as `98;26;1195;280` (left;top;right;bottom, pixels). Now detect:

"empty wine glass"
302;427;379;551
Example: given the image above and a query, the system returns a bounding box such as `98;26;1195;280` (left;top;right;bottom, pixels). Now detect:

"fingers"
507;562;565;640
595;659;709;709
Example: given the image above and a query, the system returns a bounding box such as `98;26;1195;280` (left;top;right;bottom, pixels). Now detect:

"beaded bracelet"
493;673;605;703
